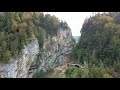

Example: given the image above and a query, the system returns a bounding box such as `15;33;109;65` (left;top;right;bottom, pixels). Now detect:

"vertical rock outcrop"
0;38;39;78
36;27;74;74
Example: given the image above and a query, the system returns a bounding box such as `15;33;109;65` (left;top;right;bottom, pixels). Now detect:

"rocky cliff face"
0;27;74;78
36;27;74;73
0;38;39;78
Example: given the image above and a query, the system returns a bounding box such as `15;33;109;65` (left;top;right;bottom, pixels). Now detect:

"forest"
1;12;120;78
66;12;120;78
0;12;69;63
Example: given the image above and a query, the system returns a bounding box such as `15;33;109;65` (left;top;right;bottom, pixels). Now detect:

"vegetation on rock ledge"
0;12;69;62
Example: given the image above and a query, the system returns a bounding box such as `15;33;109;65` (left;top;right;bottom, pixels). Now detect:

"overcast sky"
44;12;99;36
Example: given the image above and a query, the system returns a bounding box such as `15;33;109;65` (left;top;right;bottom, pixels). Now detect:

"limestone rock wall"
0;38;39;78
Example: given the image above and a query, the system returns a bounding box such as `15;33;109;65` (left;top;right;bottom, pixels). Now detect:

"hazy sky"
44;12;97;36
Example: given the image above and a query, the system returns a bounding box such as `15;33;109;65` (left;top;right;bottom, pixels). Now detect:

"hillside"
70;12;120;78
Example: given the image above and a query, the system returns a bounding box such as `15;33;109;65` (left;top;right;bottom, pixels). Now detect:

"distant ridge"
73;36;80;42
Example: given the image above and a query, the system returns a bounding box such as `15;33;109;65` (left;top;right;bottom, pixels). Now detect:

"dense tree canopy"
0;12;69;62
71;12;120;78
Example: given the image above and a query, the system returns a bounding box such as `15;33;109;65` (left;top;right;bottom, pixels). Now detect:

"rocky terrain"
0;27;74;78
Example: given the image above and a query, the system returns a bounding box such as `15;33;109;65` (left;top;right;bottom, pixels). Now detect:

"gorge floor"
42;65;68;78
